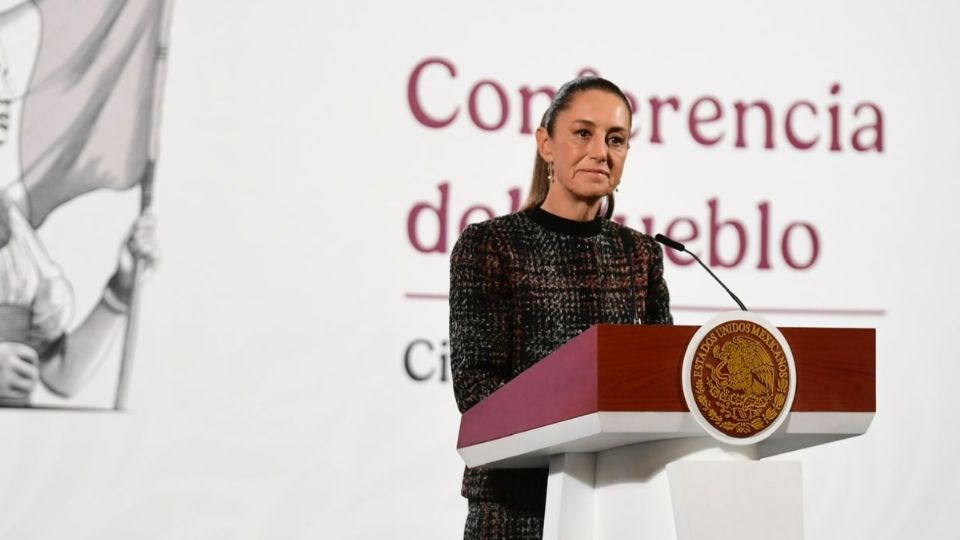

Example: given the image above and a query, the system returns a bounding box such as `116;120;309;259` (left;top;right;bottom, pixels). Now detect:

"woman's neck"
540;193;602;222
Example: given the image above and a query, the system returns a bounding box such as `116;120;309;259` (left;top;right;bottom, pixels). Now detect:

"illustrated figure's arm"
39;214;159;397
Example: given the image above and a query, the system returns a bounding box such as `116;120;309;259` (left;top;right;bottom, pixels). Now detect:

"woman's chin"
573;189;613;201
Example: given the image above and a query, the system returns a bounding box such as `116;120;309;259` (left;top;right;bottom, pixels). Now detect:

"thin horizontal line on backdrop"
403;293;886;317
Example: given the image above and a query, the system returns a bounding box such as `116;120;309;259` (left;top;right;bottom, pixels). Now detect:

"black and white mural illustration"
0;0;170;409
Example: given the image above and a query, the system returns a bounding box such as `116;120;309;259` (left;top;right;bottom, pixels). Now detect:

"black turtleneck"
524;206;603;237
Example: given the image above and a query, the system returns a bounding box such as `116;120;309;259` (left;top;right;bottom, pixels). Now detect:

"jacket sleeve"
449;224;513;413
644;240;674;325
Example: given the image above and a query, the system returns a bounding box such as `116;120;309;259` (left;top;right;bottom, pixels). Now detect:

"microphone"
654;233;748;312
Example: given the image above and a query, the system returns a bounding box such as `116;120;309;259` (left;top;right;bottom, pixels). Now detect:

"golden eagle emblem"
712;336;775;398
689;321;791;438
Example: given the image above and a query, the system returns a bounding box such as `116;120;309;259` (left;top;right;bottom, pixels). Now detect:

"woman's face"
537;89;631;203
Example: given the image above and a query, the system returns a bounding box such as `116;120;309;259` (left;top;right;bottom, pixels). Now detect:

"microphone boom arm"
654;233;748;312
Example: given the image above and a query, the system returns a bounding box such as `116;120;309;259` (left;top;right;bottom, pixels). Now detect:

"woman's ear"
535;126;553;164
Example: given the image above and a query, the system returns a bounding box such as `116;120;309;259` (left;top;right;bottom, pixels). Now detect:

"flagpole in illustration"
115;0;176;411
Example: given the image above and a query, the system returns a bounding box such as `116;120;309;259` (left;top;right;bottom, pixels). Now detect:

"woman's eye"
608;136;625;147
576;129;591;138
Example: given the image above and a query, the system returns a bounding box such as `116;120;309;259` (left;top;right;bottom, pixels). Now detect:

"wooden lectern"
457;324;875;540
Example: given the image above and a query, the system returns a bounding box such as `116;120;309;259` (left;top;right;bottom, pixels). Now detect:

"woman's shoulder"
603;220;661;252
454;211;532;248
450;212;534;276
466;211;531;232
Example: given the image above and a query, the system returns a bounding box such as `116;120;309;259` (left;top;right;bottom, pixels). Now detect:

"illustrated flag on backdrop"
16;0;167;226
0;0;171;410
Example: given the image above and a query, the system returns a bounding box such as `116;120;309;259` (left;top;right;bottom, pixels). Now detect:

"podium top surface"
457;324;875;450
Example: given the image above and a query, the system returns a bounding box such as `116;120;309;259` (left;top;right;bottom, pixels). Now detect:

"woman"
449;76;673;539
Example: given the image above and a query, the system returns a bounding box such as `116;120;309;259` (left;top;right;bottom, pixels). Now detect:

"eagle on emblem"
711;336;775;396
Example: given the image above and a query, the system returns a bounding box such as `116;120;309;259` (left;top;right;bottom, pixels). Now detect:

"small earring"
547;164;554;183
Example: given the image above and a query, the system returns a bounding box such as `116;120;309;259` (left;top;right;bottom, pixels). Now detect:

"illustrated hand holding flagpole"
113;164;158;410
114;0;176;410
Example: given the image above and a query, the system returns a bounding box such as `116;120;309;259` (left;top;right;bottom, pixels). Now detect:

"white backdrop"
1;1;958;538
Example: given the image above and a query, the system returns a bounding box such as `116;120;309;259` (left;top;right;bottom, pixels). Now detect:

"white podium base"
543;439;803;540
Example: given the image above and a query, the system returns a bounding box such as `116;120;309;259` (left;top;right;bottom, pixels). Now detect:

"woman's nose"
587;136;607;159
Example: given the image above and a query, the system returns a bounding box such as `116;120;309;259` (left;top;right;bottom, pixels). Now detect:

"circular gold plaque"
683;312;796;444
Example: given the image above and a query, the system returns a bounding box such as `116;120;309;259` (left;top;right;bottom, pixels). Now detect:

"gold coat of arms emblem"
682;312;796;444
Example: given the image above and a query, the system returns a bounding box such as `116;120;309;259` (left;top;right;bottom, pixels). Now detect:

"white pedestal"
543;439;803;540
668;460;803;540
